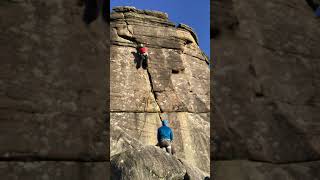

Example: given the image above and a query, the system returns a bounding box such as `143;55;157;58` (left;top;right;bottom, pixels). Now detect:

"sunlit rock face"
212;0;320;179
110;6;210;177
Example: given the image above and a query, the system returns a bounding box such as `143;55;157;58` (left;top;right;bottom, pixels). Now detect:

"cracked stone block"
110;47;209;113
212;0;320;165
0;162;109;180
214;160;320;180
0;1;108;160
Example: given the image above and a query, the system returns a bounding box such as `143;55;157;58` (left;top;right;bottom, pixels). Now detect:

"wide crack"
146;69;162;112
145;68;164;122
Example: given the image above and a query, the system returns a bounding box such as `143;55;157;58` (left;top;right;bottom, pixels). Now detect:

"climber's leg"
159;142;167;152
159;140;167;148
140;55;145;68
136;53;142;69
171;144;175;155
159;140;172;154
136;58;141;69
166;146;172;154
142;55;148;69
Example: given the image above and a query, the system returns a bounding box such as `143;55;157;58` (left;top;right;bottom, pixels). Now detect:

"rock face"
215;160;320;180
212;0;320;179
111;146;186;180
111;146;209;180
0;1;108;179
0;162;108;180
110;6;210;177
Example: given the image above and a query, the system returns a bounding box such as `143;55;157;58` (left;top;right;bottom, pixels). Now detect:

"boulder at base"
111;145;209;180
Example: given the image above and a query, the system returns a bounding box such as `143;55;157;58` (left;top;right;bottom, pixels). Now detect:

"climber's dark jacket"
157;120;173;142
138;47;148;54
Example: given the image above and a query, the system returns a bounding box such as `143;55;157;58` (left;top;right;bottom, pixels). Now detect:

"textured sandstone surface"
0;0;108;178
111;112;210;172
0;162;109;180
215;160;320;180
110;6;210;178
212;0;320;179
111;146;209;180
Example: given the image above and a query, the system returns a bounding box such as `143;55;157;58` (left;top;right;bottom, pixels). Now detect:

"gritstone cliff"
0;1;108;179
212;0;320;179
110;6;210;179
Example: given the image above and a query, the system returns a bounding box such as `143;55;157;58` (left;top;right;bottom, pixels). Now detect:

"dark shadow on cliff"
79;0;109;25
306;0;319;11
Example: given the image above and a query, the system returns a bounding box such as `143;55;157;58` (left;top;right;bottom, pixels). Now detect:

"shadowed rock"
212;0;320;179
111;145;209;180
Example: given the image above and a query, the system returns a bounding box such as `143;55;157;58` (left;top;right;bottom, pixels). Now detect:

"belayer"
136;43;149;69
157;118;175;155
306;0;320;17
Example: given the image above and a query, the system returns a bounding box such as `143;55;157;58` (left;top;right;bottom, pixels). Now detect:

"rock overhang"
112;6;169;20
111;6;201;47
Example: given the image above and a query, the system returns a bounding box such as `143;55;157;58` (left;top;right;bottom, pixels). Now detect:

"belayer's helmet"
138;43;144;47
162;120;169;126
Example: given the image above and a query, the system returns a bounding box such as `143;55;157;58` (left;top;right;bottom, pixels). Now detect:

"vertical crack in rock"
146;68;162;114
124;20;134;36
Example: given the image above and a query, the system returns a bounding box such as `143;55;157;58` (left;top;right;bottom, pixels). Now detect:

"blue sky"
110;0;210;56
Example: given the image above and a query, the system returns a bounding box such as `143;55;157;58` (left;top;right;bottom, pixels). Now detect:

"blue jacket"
157;120;173;142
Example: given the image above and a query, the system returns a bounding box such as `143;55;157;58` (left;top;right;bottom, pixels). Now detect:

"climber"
305;0;320;17
136;43;149;69
157;119;174;155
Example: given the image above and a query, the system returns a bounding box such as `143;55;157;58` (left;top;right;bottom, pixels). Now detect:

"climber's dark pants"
159;140;175;154
136;53;148;69
141;54;148;69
